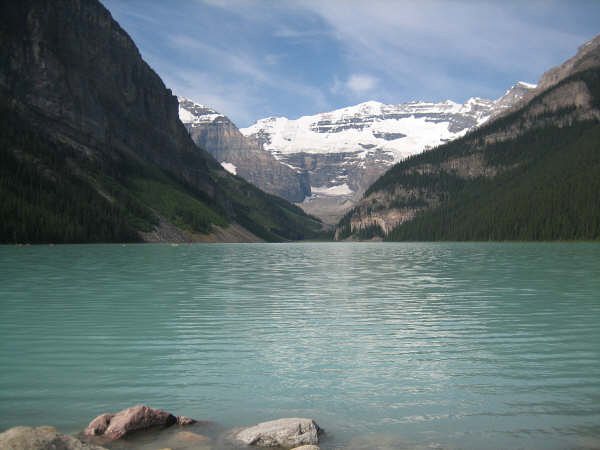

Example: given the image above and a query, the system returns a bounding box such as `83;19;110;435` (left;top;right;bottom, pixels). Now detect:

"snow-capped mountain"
178;100;225;126
240;82;536;223
178;97;310;202
494;81;538;111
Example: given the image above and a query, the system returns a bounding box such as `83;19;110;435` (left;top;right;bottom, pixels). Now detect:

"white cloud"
104;0;599;124
264;53;282;66
273;24;332;40
295;0;592;101
156;34;330;125
346;74;378;94
188;0;594;104
147;62;261;127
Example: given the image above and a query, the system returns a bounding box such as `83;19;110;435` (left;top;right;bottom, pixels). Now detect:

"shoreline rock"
84;405;196;440
234;418;322;448
1;413;324;450
0;426;109;450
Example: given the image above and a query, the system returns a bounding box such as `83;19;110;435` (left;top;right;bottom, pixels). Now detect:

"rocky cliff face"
334;34;600;240
242;85;534;223
538;35;600;91
0;0;322;243
0;0;218;193
178;98;310;202
492;81;538;112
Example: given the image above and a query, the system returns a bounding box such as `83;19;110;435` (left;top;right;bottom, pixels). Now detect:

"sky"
101;0;600;127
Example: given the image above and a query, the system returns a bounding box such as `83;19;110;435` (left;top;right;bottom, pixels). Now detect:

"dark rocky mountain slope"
335;35;600;241
0;0;322;243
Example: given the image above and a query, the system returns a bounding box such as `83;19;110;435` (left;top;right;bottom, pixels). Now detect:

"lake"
1;243;599;449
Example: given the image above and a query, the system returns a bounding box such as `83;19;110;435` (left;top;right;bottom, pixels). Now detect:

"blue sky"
101;0;599;127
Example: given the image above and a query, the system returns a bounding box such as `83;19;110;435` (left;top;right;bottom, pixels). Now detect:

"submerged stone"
173;430;210;443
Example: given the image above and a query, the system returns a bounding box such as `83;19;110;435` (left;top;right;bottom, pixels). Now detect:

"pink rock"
84;405;191;440
85;413;114;436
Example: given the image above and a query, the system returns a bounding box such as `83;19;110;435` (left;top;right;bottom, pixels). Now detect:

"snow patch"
311;183;353;196
178;105;196;124
178;97;224;125
242;113;467;163
220;162;237;175
517;81;537;89
240;95;506;164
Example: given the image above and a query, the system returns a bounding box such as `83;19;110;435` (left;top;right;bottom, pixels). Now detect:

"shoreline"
0;407;324;450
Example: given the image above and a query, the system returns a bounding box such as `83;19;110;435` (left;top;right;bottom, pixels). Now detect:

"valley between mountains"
179;82;535;224
1;0;599;243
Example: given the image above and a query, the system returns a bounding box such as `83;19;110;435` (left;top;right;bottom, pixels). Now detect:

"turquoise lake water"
1;243;599;449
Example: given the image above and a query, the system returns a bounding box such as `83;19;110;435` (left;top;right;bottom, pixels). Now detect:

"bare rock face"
234;418;322;448
0;0;222;196
0;426;109;450
84;405;196;440
179;98;311;203
538;34;600;91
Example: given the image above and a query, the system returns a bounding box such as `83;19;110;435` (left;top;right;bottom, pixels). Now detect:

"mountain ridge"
240;82;535;223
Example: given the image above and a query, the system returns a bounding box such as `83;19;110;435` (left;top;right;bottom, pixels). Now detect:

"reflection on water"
1;243;600;449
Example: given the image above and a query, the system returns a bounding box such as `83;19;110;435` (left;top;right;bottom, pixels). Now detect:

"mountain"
538;36;600;91
178;97;310;202
0;0;322;244
334;35;600;241
241;84;534;223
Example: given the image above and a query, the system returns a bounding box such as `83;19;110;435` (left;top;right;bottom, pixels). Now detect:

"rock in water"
176;416;197;426
0;426;109;450
291;446;321;450
85;413;114;436
84;405;195;440
172;430;210;443
235;418;322;448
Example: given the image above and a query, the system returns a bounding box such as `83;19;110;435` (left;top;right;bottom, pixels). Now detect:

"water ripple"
0;242;599;449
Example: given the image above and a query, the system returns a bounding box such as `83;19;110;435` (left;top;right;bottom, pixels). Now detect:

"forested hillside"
336;65;600;241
